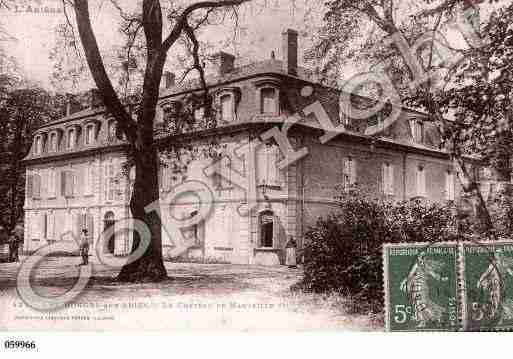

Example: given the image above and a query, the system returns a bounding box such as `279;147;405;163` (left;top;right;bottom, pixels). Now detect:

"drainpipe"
403;151;407;201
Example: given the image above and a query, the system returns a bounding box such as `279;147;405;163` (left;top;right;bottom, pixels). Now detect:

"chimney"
214;51;235;77
282;29;298;76
90;88;103;108
164;71;175;89
66;94;72;116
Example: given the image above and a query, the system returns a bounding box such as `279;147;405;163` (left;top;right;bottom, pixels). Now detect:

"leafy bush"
300;192;459;313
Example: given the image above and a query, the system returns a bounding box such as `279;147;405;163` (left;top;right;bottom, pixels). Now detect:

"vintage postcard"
1;0;513;336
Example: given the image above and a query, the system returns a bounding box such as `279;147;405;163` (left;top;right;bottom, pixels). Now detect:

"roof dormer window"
67;128;77;150
50;132;59;152
34;135;44;155
85;123;97;145
254;78;281;116
260;87;278;115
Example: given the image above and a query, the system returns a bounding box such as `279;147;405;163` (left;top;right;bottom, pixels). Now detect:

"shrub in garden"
300;190;458;313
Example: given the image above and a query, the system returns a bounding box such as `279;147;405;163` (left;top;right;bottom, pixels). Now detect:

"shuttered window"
416;166;427;197
260;87;277;115
61;171;75;197
220;94;233;122
105;163;116;201
343;157;356;191
33;174;41;199
27;175;34;198
382;163;394;195
445;171;455;201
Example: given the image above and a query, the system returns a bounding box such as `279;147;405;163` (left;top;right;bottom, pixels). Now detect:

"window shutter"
27;175;33;199
272;214;279;248
87;215;94;243
61;171;67;196
72;213;80;240
41;213;47;239
48;213;55;240
33;175;41;198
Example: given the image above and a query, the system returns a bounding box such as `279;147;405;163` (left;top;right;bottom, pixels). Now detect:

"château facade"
22;29;479;265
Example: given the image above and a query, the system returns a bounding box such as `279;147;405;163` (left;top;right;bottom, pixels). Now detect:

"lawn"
0;256;382;331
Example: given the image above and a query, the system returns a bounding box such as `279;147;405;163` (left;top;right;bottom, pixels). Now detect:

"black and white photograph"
1;0;513;353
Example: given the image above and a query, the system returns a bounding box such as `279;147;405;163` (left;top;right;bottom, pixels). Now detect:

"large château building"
22;29;479;265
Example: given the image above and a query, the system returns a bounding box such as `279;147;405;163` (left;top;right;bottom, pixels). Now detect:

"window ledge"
254;248;281;253
214;247;233;252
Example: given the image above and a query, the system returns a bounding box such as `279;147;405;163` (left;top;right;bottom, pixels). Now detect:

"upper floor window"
260;87;278;115
85;124;96;145
382;162;394;195
67;128;76;149
220;94;234;122
445;171;455;201
61;170;76;198
257;144;282;188
411;120;424;144
26;173;42;199
343;156;357;192
416;165;427;197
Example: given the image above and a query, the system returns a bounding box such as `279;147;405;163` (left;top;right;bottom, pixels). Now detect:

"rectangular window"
220;94;233;122
47;169;57;198
410;120;424;144
382;163;394;195
343;157;356;191
105;163;116;201
445;171;455;201
261;88;277;114
416;166;427;197
61;171;75;197
33;174;41;199
84;165;94;196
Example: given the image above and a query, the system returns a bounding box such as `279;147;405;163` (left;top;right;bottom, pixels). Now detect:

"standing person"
9;225;24;263
285;236;298;269
79;229;91;266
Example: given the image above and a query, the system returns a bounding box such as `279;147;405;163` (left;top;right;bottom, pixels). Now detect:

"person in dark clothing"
79;229;91;266
9;225;24;263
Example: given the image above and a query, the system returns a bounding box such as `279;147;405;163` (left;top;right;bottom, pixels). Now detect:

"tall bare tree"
66;0;250;282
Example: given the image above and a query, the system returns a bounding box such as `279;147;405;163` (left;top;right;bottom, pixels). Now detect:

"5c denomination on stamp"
384;243;460;332
461;242;513;331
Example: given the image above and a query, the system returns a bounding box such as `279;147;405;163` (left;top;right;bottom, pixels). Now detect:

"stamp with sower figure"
383;243;460;332
462;242;513;331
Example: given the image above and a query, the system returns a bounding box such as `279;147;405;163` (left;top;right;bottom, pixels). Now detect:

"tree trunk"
117;146;168;283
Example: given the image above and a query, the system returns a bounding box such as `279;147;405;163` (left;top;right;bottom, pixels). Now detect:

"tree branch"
73;0;138;145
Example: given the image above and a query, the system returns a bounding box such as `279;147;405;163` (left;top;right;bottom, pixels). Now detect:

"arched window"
260;87;277;115
259;210;275;248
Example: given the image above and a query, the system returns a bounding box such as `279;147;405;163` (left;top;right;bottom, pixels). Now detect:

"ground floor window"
259;210;274;248
104;211;116;254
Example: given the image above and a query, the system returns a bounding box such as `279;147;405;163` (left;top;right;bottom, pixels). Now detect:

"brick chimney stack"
164;71;175;89
282;29;298;76
214;51;236;77
90;88;103;108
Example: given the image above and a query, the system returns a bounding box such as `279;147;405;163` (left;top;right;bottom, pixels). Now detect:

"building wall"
24;151;130;255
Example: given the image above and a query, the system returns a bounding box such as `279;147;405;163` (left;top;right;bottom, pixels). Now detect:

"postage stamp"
383;243;460;332
461;241;513;331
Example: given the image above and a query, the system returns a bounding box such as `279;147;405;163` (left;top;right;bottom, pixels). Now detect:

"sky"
0;0;325;91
